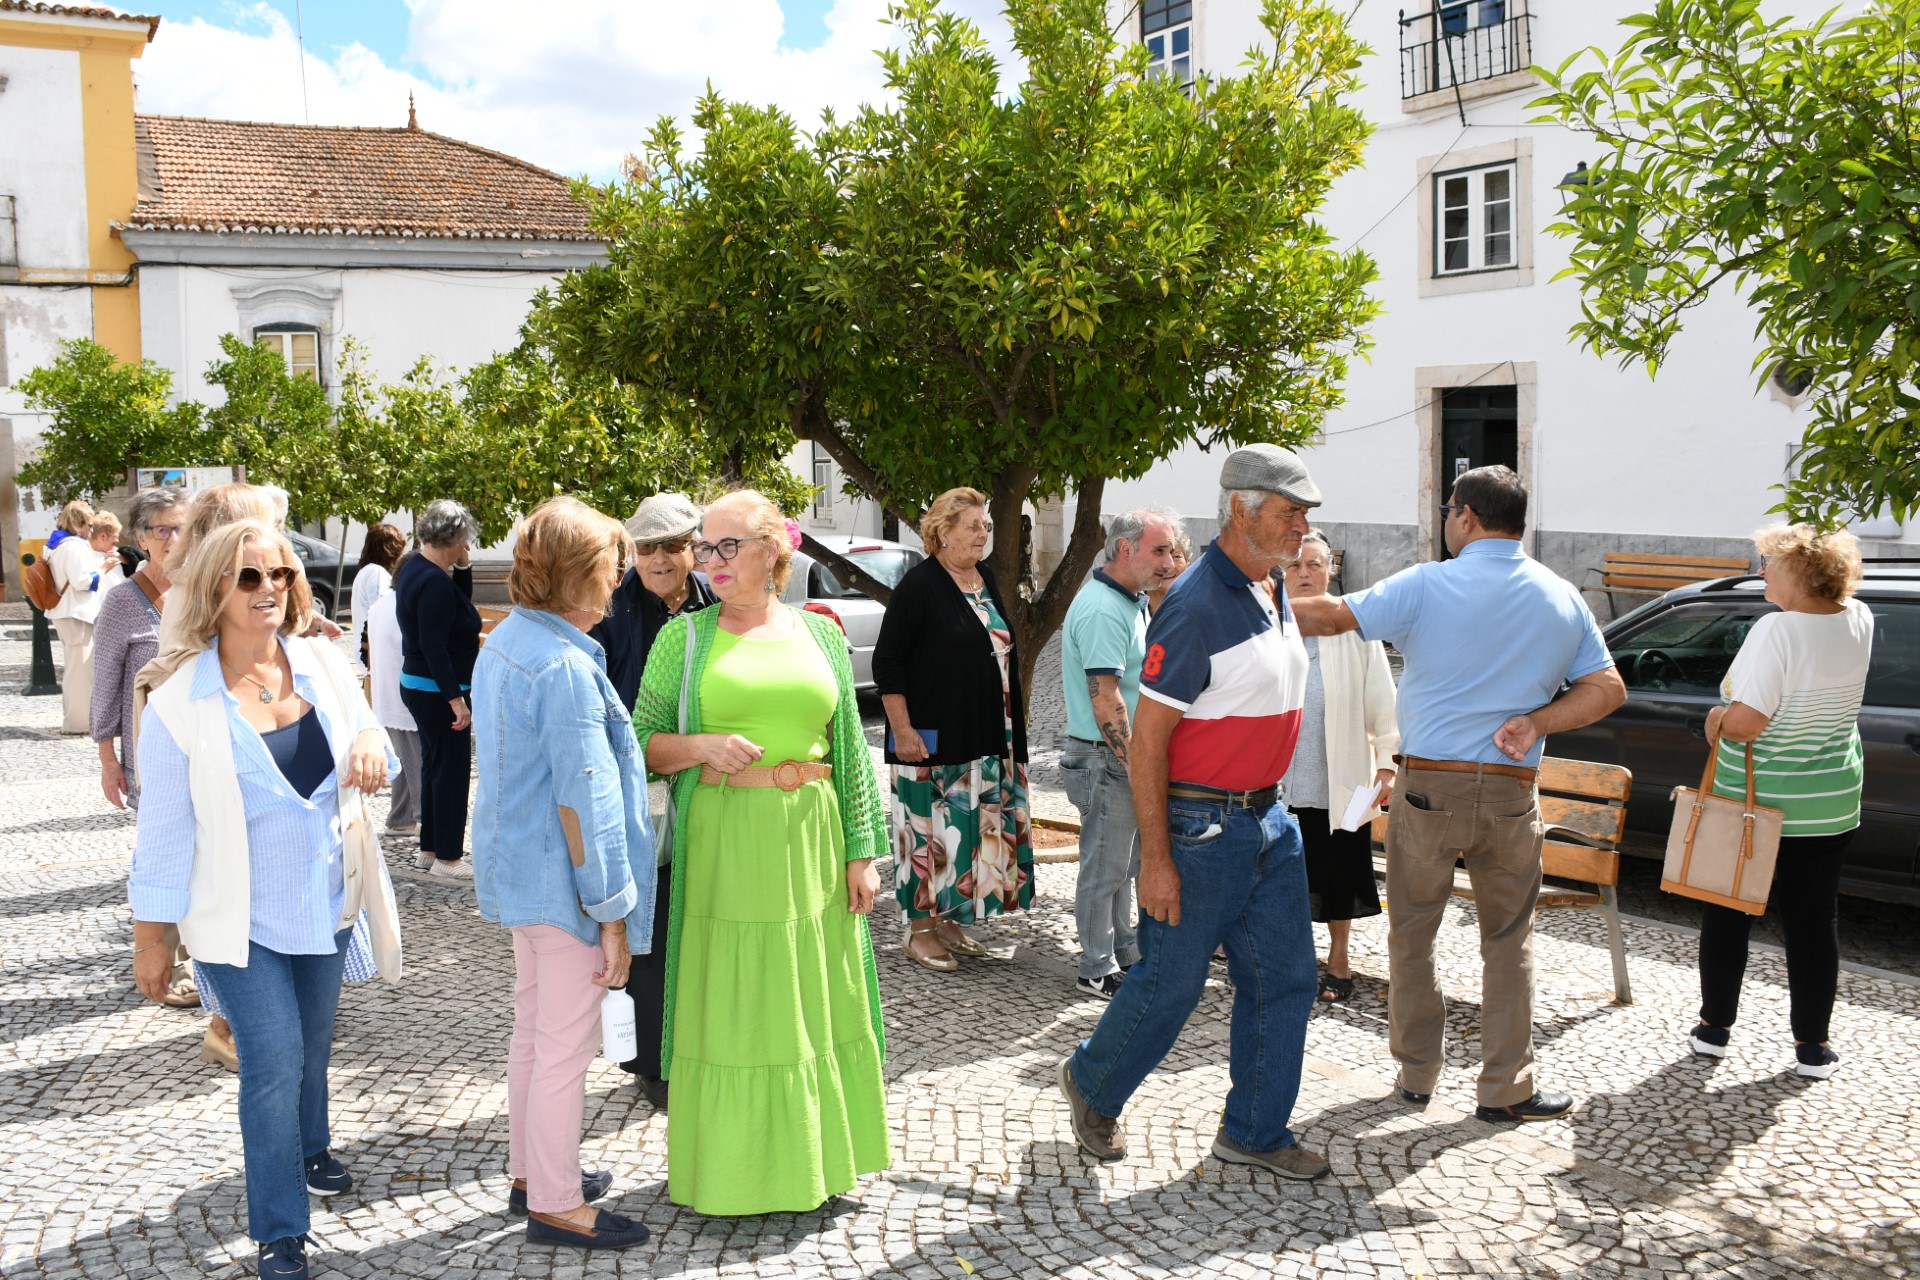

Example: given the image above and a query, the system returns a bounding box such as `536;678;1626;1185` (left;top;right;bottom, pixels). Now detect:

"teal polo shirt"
1344;539;1612;767
1062;569;1149;742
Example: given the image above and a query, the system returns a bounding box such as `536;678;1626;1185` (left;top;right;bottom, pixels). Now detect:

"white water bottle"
600;988;637;1062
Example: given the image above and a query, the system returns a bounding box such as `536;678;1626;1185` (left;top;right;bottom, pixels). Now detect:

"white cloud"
133;0;1021;180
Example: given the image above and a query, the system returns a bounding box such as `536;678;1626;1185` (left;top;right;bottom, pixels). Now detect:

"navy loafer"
508;1170;613;1216
525;1207;649;1250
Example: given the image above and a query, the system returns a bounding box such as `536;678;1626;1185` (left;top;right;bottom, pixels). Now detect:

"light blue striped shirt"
129;637;392;957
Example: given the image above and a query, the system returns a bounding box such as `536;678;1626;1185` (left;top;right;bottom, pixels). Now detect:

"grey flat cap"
626;492;701;542
1219;443;1322;508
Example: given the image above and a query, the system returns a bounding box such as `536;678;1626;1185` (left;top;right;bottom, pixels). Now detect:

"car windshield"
1611;602;1771;696
812;548;922;600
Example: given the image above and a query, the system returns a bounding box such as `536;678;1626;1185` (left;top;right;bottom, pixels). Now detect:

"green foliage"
15;339;204;504
1536;0;1920;525
13;332;797;547
544;0;1377;678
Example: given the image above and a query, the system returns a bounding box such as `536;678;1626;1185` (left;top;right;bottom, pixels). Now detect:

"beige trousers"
53;617;94;735
1385;764;1542;1108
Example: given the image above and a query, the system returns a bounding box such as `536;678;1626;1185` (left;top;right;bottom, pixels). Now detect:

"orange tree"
542;0;1379;698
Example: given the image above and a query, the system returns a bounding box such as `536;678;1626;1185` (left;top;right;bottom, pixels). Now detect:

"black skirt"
1295;805;1383;924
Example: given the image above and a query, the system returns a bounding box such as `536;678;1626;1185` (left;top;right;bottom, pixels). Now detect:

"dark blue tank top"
261;704;332;800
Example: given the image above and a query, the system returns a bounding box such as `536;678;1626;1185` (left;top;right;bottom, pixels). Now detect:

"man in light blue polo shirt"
1059;509;1177;1000
1294;466;1624;1125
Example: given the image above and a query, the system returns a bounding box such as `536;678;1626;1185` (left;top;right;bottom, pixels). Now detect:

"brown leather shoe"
1057;1056;1125;1161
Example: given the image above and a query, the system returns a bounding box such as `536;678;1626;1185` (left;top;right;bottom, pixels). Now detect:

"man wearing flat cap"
590;492;715;1111
1057;443;1329;1182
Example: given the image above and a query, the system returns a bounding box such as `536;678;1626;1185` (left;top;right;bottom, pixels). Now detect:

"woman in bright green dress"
633;489;890;1216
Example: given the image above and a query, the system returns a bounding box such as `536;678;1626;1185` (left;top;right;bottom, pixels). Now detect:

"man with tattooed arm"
1059;509;1178;1000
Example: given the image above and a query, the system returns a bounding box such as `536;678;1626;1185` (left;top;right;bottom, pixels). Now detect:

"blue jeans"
197;929;351;1243
1069;797;1316;1153
1060;742;1142;980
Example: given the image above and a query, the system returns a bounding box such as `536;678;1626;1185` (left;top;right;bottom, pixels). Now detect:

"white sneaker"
429;858;473;879
414;849;436;871
1794;1044;1839;1079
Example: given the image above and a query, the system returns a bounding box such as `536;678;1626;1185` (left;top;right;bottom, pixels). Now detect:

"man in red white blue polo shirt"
1057;444;1329;1182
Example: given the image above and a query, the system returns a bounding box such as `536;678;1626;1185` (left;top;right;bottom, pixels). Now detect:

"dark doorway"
1438;384;1518;559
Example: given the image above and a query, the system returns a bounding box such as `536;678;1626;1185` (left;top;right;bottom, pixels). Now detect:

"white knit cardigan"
146;636;402;976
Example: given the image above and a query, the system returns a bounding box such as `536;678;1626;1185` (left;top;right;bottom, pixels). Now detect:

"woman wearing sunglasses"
633;489;890;1216
127;519;400;1280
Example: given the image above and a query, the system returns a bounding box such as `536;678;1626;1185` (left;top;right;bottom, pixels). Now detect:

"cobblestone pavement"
3;617;1918;1279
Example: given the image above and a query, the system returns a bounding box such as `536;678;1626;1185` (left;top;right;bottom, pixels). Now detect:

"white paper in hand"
1339;782;1383;832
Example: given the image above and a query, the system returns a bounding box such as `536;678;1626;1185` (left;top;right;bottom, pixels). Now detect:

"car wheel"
311;587;334;621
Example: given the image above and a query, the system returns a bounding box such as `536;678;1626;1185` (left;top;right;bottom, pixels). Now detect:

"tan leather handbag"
1662;733;1784;915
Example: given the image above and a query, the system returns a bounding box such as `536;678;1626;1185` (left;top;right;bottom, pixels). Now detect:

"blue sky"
132;1;1018;180
144;0;840;66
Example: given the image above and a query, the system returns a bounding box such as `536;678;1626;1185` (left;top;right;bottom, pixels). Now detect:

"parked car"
779;536;925;691
285;529;360;621
1550;561;1920;905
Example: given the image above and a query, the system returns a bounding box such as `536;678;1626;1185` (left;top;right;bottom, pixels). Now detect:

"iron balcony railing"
1399;3;1533;100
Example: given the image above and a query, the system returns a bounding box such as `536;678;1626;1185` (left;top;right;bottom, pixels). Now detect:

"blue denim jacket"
470;607;657;951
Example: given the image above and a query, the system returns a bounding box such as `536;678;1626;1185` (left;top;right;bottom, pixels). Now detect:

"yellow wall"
0;15;149;363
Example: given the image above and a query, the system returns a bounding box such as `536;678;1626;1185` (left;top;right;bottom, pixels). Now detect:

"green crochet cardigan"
631;606;888;1075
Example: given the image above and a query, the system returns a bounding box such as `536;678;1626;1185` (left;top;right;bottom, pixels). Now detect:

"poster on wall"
130;466;244;495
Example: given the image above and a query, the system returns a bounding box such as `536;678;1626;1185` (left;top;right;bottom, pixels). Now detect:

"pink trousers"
507;924;604;1213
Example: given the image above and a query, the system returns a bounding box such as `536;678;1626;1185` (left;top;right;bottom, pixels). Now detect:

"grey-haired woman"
394;500;483;877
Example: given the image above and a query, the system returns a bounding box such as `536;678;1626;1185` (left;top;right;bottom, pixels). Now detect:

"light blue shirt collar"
188;634;322;701
1455;538;1525;560
515;606;609;671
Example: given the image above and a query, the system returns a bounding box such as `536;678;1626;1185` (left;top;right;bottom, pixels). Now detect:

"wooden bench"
1584;552;1750;617
1370;756;1635;1005
469;560;512;606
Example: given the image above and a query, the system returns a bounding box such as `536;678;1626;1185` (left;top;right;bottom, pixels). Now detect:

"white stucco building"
1087;0;1916;601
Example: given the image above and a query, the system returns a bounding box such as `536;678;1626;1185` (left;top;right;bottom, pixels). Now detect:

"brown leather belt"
698;761;833;791
1166;782;1281;810
1395;754;1537;784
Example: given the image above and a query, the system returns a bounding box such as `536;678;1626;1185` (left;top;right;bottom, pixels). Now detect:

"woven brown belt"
1395;754;1537;784
698;761;833;791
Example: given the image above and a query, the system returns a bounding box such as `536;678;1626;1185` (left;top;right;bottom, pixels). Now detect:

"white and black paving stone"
2;611;1917;1278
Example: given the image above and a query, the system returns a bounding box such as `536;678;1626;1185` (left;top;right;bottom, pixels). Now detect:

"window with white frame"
811;442;835;520
1142;0;1193;86
1434;161;1516;276
255;326;322;384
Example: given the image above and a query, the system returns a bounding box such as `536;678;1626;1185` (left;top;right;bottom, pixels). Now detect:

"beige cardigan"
1313;621;1402;829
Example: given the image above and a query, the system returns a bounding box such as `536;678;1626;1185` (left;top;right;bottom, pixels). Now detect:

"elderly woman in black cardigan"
873;487;1033;973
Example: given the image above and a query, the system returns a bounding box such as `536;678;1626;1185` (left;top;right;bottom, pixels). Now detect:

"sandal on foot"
902;930;957;973
1318;973;1355;1003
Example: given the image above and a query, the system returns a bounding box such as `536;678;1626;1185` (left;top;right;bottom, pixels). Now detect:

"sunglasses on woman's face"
231;565;297;593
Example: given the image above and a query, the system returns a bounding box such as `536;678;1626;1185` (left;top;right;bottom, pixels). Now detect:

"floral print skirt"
890;747;1033;922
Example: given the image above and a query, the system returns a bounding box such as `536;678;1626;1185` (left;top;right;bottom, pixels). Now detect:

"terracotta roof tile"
122;114;600;241
0;2;158;39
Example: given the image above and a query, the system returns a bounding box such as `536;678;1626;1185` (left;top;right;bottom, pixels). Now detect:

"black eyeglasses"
692;536;767;565
1439;503;1468;518
230;565;297;593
